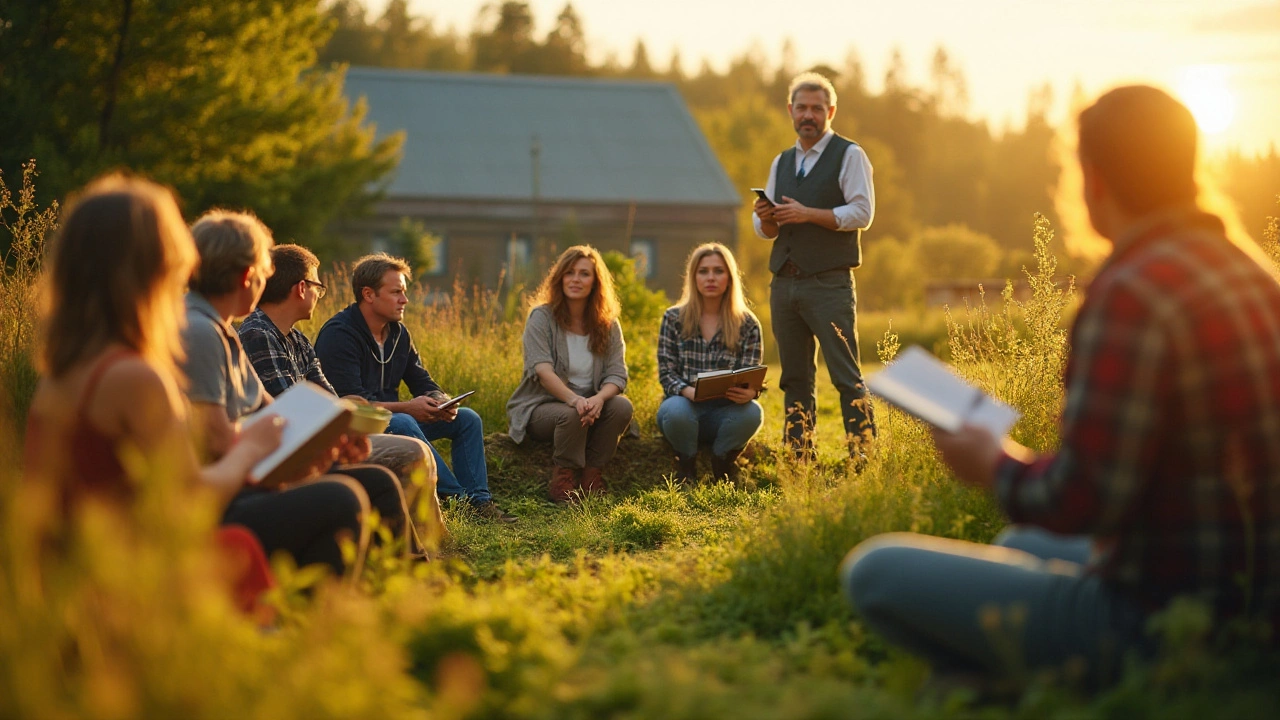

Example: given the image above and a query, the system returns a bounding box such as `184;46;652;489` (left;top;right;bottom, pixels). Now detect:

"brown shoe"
548;466;578;504
673;454;697;483
580;466;606;496
711;448;743;484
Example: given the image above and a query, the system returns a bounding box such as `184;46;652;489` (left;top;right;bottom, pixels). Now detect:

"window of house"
506;233;532;286
421;234;447;276
630;238;656;279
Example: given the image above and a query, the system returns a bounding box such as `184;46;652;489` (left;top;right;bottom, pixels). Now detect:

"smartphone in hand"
751;188;774;206
437;390;477;410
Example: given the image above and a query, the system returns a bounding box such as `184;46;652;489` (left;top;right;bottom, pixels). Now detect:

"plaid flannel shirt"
995;209;1280;620
237;308;337;398
657;306;763;397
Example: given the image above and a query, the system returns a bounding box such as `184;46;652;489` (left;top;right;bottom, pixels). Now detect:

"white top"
565;332;594;394
752;130;876;239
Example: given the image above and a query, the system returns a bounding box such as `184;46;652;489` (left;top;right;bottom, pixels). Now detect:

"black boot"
674;453;697;483
711;448;743;484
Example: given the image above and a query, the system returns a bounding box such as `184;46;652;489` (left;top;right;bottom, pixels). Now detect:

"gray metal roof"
343;67;740;206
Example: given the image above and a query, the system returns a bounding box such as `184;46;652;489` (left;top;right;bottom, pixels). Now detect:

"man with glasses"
238;244;451;542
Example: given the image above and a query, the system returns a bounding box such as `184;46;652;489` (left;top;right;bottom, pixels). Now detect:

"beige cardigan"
505;304;628;444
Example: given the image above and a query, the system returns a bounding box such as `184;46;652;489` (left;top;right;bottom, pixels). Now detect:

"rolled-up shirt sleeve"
832;143;875;231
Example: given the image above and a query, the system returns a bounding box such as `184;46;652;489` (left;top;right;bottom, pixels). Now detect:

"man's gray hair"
788;72;837;107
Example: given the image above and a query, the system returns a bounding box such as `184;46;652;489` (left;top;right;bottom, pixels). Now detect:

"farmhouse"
338;68;741;296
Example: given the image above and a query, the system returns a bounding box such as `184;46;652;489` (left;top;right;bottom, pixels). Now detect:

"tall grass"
304;255;667;435
0;161;56;426
3;168;1279;719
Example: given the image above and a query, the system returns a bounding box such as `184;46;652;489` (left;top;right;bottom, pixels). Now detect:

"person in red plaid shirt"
841;85;1280;687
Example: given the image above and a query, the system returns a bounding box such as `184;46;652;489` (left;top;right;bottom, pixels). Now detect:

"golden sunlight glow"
1175;65;1237;136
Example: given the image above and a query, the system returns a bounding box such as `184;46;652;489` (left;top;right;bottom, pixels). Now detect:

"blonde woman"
507;246;633;503
657;243;763;482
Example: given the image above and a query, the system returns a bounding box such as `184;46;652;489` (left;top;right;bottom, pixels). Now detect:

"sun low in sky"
1175;65;1238;137
399;0;1280;154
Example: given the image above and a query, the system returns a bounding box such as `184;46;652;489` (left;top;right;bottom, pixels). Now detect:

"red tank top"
24;351;276;615
24;350;136;511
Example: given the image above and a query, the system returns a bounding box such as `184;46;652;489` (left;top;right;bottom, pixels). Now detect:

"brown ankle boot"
548;466;578;504
711;448;743;484
673;454;697;483
580;466;605;496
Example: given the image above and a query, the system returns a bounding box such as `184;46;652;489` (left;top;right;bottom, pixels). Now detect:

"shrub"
0;161;56;425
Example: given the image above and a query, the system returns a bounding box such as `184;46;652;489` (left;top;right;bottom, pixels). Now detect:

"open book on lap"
693;365;767;401
866;346;1019;437
241;381;353;488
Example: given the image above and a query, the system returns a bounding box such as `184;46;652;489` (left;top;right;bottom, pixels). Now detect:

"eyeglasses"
303;279;327;298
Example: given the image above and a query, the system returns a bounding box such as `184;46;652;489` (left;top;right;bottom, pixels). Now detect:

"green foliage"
603;250;668;330
913;224;1004;281
0;0;401;247
944;213;1075;448
388;217;442;276
0;161;55;423
6;166;1280;719
1261;194;1280;266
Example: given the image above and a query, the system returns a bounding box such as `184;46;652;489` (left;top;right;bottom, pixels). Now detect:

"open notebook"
694;365;767;401
866;346;1019;437
241;381;353;488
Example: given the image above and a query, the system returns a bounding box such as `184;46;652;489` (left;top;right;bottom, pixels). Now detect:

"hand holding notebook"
866;346;1019;437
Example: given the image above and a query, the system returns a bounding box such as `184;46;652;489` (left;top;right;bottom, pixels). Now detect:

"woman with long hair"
656;243;763;482
23;175;369;608
506;246;633;503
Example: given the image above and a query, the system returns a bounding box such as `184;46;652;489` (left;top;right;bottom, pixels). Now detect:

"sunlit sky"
387;0;1280;155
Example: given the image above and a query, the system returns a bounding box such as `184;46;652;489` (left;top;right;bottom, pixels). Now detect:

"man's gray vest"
768;133;863;274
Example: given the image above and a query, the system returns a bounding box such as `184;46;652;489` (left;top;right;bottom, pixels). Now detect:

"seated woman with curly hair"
506;246;633;503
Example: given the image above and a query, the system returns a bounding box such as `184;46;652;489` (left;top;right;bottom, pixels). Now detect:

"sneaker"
473;501;518;524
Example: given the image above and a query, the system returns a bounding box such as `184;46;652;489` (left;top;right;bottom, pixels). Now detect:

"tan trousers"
526;396;633;469
368;433;448;547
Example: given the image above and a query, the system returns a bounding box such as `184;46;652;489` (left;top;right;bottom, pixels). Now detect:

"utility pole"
530;133;541;250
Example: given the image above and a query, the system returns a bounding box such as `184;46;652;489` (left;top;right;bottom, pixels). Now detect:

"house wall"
338;198;739;298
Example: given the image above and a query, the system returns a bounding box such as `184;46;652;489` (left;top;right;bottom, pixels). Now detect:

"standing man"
237;243;450;541
754;71;875;459
314;253;516;523
842;86;1280;685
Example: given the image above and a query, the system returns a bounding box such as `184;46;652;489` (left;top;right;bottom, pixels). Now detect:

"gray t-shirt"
181;293;265;422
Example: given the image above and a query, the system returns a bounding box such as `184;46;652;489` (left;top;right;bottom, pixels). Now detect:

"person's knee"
607;395;634;422
742;400;764;426
387;412;428;442
311;476;372;535
840;533;921;616
454;406;482;431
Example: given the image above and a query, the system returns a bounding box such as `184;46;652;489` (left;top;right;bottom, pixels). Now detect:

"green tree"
471;1;535;73
912;224;1003;280
0;0;401;246
858;236;922;311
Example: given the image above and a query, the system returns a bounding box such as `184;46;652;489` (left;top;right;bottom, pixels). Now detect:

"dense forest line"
2;0;1276;308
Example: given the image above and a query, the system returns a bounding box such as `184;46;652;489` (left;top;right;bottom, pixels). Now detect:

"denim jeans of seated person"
386;407;492;505
656;395;763;458
841;526;1150;688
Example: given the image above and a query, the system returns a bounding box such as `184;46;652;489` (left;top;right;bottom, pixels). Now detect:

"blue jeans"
656;396;763;458
840;527;1149;686
386;408;491;504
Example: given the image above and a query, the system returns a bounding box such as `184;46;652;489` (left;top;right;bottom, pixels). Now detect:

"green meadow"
2;167;1279;718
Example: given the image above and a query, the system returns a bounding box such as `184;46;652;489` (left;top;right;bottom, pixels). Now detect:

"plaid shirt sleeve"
995;277;1172;535
239;320;295;399
657;309;688;397
737;314;763;369
297;330;338;396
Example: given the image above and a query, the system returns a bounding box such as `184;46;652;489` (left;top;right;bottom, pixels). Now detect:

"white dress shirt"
752;131;875;239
